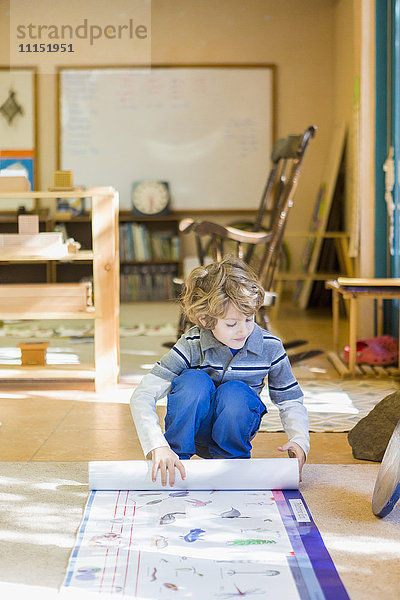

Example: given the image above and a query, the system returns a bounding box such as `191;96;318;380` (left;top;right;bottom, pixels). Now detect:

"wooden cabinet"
0;188;119;391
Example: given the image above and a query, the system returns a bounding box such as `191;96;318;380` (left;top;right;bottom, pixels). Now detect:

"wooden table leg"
348;296;358;375
332;288;340;353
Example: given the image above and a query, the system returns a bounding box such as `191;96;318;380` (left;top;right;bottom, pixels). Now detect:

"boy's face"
211;303;255;349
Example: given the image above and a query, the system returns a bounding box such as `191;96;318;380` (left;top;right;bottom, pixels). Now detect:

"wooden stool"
325;278;400;375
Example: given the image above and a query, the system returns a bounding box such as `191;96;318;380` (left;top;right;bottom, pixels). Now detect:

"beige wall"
333;0;375;263
0;0;375;283
332;0;375;335
152;0;337;268
333;0;355;233
0;0;336;265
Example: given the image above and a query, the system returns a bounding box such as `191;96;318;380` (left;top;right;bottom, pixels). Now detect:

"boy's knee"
169;370;215;414
171;369;215;393
216;381;260;415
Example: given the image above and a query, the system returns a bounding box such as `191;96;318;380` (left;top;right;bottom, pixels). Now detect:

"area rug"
152;377;400;434
0;322;177;339
0;463;398;600
260;378;400;433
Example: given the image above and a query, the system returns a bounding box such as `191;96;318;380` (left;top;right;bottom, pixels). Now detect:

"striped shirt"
152;323;303;403
130;323;309;458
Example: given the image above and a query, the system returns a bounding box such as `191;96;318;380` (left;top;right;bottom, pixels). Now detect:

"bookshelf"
119;212;181;302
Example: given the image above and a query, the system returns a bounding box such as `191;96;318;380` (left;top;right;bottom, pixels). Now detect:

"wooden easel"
295;123;353;309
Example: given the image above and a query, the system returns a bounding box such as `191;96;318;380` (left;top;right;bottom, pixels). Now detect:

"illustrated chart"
63;487;349;599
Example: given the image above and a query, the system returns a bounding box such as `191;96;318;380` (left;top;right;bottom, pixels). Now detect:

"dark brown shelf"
119;212;179;223
120;259;180;265
118;209;258;222
0;209;259;224
54;214;92;222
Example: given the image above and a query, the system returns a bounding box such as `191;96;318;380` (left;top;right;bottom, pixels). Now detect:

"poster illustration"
63;487;349;599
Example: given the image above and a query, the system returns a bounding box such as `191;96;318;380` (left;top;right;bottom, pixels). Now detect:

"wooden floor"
0;380;362;464
0;299;382;466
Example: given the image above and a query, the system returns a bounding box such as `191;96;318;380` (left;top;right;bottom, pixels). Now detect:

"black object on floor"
283;339;308;350
162;341;175;349
288;349;324;364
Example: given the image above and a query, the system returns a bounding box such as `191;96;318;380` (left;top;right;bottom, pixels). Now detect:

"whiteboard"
59;66;275;210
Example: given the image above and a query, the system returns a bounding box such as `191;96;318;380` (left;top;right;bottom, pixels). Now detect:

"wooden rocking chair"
176;125;317;336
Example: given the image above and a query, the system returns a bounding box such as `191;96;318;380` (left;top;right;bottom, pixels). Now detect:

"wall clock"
131;181;170;216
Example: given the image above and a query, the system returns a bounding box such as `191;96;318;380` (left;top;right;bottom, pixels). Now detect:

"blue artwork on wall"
0;155;35;189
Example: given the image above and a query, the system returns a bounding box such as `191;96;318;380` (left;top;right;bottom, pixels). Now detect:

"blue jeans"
164;370;266;460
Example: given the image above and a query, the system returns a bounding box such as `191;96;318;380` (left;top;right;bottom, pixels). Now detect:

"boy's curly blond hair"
181;256;265;330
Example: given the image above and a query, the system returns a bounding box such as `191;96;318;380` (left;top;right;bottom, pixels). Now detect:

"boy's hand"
151;446;186;487
277;441;306;482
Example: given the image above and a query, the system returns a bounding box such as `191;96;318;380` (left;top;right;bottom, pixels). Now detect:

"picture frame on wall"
0;67;38;210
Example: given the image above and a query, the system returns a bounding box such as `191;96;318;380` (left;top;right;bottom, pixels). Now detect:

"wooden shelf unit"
0;209;261;292
0;188;120;390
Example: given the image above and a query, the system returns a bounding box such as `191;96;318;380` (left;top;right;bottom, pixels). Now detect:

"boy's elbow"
129;389;142;421
129;389;137;411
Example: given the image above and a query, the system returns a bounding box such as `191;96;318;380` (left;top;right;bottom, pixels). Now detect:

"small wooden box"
18;341;49;366
54;170;73;188
18;215;39;234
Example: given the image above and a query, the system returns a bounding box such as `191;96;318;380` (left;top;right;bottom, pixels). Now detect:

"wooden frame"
0;67;38;195
0;187;119;390
57;64;276;211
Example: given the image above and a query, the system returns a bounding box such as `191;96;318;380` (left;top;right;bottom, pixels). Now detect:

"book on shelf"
120;263;178;302
119;222;180;262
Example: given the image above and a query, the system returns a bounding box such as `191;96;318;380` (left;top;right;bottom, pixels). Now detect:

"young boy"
130;257;309;486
